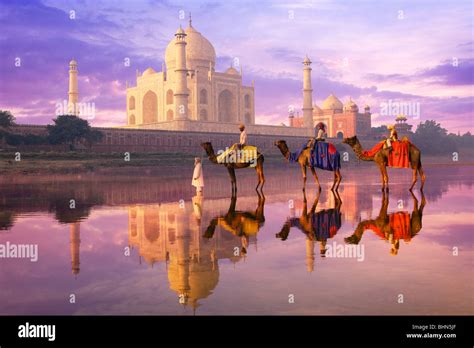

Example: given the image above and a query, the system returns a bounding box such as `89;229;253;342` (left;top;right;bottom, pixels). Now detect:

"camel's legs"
255;163;265;191
383;166;389;192
333;169;342;191
227;167;237;195
409;167;418;191
378;164;387;191
310;166;321;191
418;164;426;191
301;164;307;191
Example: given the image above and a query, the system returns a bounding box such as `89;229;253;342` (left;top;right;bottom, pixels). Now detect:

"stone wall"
7;124;314;155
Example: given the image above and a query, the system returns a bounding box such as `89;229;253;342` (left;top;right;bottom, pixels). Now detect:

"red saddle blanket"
362;141;410;168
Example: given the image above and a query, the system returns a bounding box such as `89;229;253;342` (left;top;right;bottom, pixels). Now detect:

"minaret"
68;59;79;115
70;222;81;276
302;55;314;130
174;26;189;120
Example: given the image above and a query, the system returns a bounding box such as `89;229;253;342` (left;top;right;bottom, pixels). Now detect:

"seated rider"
238;123;247;150
308;123;326;148
316;123;326;141
385;125;398;150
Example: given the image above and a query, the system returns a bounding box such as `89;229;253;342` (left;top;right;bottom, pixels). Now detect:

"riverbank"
0;151;472;175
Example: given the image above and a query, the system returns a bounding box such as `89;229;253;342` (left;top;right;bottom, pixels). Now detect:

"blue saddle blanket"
288;141;341;171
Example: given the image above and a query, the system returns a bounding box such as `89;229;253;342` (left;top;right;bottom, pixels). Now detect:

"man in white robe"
192;158;204;194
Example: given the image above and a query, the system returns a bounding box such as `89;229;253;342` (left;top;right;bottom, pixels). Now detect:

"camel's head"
342;136;358;146
275;220;291;241
200;142;213;155
274;140;288;151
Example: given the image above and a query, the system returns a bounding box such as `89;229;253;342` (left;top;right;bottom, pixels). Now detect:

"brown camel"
342;136;426;191
274;140;342;191
344;190;425;255
201;142;265;194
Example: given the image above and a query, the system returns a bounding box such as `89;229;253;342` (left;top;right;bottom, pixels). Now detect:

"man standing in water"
192;158;204;194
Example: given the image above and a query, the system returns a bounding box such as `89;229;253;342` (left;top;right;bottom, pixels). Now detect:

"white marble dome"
165;24;216;71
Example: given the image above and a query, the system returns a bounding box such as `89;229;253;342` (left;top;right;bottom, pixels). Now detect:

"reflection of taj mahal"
125;16;255;129
127;199;245;310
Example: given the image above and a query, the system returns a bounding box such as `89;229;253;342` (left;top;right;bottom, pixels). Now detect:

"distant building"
289;94;372;138
394;114;413;135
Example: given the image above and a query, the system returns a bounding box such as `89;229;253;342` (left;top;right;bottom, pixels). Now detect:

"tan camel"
344;190;425;255
274;140;342;191
342;136;426;191
201;142;265;194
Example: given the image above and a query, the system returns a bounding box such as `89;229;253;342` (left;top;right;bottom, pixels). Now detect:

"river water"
0;164;472;315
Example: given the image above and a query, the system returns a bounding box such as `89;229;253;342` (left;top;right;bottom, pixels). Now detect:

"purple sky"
0;0;473;133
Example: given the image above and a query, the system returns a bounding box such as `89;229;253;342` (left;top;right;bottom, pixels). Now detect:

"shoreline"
0;151;472;175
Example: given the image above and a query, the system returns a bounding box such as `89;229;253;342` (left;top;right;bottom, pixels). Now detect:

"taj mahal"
64;15;372;139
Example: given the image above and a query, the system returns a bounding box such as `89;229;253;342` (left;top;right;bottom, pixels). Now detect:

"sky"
0;0;473;133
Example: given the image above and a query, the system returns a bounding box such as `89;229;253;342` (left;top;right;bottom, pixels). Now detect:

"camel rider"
316;123;326;141
385;125;398;150
308;123;326;148
238;124;247;150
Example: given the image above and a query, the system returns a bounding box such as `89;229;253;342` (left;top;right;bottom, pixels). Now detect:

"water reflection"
0;166;472;315
126;194;266;310
345;191;426;255
204;192;265;256
276;190;342;272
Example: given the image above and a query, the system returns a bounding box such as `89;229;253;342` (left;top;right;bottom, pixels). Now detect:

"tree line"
0;110;103;150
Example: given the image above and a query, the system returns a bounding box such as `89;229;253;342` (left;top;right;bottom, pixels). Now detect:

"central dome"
165;24;216;71
322;94;343;111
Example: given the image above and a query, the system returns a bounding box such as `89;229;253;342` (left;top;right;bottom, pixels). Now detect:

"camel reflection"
203;192;265;256
345;191;426;255
276;190;342;272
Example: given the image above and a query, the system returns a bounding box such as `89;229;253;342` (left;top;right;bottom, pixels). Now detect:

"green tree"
47;115;102;150
0;110;16;128
415;120;448;138
412;120;456;154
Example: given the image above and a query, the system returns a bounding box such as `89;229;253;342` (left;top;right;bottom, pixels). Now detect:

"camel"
342;136;426;191
203;192;265;255
201;142;265;194
344;190;425;255
274;140;342;191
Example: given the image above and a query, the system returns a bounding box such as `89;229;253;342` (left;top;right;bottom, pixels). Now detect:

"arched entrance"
143;91;158;124
218;89;234;123
336;131;344;139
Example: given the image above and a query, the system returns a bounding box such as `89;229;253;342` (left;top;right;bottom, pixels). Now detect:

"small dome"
69;59;77;66
344;98;358;112
142;67;156;76
175;26;185;35
322;94;343;110
225;66;239;75
313;104;323;114
303;55;311;64
396;114;407;121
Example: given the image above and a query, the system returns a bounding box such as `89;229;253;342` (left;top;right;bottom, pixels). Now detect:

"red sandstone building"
289;94;372;138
